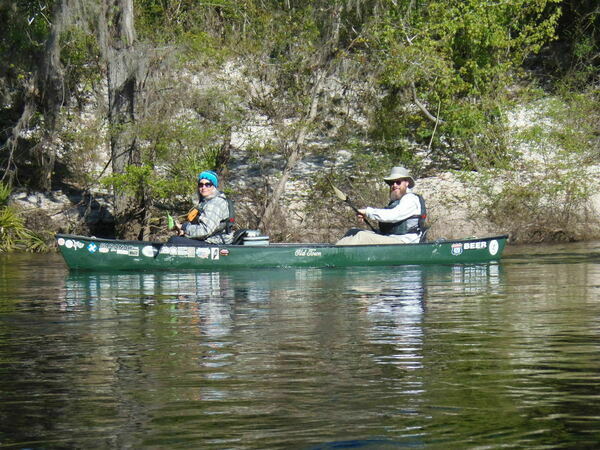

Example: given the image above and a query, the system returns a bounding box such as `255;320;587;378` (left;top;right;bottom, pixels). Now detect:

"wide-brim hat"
383;166;415;188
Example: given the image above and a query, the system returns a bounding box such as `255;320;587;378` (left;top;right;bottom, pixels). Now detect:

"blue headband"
198;171;218;187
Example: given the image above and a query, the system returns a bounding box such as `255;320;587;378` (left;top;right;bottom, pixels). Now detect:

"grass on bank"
0;184;48;252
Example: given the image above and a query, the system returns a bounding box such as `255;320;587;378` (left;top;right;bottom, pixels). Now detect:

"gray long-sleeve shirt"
184;192;233;244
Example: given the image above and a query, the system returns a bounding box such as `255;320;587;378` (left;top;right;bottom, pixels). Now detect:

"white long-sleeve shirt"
364;192;422;223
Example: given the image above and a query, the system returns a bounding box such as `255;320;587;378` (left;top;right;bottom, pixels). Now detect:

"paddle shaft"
167;208;199;231
344;199;377;232
330;182;378;232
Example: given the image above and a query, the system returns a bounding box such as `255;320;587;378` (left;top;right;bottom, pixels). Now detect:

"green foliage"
512;93;599;164
0;183;10;206
541;0;600;88
58;116;105;187
485;166;593;243
367;0;562;169
2;0;599;243
476;92;600;242
0;184;48;252
134;0;251;62
0;0;53;68
110;102;234;205
59;26;102;98
102;143;218;209
0;0;54;147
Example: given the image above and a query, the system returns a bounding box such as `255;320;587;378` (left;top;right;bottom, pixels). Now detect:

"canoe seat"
231;229;250;245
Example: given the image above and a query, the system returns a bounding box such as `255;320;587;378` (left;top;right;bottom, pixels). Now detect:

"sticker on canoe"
464;241;487;250
60;239;84;250
159;246;218;259
451;243;463;256
196;248;211;259
489;240;499;256
91;242;140;256
176;246;195;257
452;241;490;256
141;245;158;257
295;248;322;257
450;239;500;256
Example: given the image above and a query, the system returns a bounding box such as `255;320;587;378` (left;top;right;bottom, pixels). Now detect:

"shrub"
0;184;49;252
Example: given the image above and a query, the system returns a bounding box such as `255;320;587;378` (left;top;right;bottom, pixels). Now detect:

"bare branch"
411;82;445;124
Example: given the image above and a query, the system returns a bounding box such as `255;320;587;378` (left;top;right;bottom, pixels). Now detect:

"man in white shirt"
336;166;427;245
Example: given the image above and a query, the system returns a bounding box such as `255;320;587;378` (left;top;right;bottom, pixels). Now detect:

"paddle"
331;184;378;232
167;212;176;230
167;208;199;231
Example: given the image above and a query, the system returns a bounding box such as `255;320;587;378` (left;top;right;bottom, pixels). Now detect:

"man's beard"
390;189;403;201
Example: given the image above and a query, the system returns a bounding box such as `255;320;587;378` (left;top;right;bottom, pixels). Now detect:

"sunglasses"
386;179;406;186
198;182;214;188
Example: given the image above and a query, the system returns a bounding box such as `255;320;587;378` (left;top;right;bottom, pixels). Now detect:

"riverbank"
10;165;600;246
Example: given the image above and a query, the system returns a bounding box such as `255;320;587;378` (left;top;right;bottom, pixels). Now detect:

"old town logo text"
294;248;322;257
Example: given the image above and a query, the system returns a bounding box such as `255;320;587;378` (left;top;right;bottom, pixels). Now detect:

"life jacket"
378;193;427;236
224;198;235;233
189;193;235;235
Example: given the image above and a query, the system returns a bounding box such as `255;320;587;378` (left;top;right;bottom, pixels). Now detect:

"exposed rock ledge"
10;188;115;239
10;169;600;244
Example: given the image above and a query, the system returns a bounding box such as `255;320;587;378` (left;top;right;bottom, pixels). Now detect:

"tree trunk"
258;3;343;232
99;0;143;239
258;68;326;232
3;0;69;191
36;0;71;191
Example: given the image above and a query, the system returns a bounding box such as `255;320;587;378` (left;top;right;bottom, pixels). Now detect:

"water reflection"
62;264;505;328
3;247;600;448
1;262;509;448
63;263;504;321
62;264;505;383
64;266;499;334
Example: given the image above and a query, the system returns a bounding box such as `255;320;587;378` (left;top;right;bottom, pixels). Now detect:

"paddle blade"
167;213;175;230
187;208;198;222
332;184;348;202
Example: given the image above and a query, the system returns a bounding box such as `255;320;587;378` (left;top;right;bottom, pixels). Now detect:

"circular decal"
65;239;73;249
57;238;65;246
489;239;499;256
142;245;158;257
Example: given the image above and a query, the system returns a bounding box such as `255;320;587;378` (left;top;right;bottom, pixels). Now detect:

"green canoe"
56;233;508;271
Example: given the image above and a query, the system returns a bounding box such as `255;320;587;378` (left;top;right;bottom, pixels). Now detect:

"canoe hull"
56;233;508;271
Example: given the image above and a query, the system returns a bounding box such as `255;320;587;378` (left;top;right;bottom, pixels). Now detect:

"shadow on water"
503;240;600;265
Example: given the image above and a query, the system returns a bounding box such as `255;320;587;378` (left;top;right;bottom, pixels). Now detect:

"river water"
1;241;600;449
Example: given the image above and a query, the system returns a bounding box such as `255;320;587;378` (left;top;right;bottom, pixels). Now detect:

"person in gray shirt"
170;170;233;245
